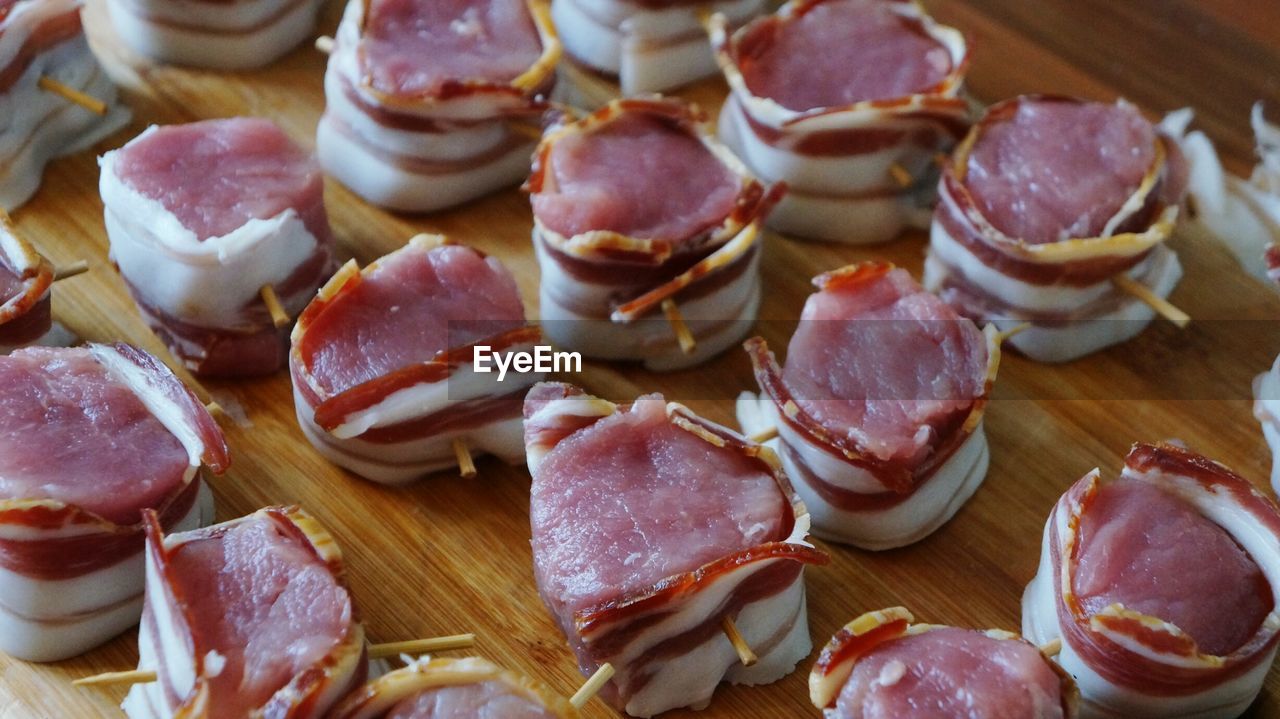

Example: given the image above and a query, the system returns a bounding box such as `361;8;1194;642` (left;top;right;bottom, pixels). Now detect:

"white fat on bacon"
100;118;336;378
103;0;324;69
737;262;999;550
122;506;365;719
290;235;542;485
1163;103;1280;284
529;97;772;371
0;0;129;211
1022;442;1280;719
525;382;826;717
317;0;560;213
711;0;970;243
0;344;226;661
551;0;764;102
809;608;1075;718
923;96;1187;363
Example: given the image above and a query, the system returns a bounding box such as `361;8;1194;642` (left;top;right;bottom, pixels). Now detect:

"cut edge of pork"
1022;442;1280;719
808;606;1079;715
122;505;367;719
524;381;829;717
331;655;578;719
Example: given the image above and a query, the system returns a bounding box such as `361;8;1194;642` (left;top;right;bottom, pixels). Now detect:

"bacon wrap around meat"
290;235;543;485
528;97;777;371
0;211;54;351
331;656;578;719
0;0;129;211
103;0;324;69
737;262;1001;550
121;506;366;719
525;382;828;718
100;119;338;378
923;95;1188;363
1022;443;1280;718
1165;103;1280;284
316;0;561;213
710;0;970;243
810;607;1078;718
552;0;764;103
0;343;226;662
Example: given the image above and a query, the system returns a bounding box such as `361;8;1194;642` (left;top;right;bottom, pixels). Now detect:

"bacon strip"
0;211;53;350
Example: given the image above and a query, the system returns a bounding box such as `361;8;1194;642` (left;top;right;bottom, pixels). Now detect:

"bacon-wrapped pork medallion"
923;95;1188;363
332;656;577;719
1164;103;1280;283
291;234;542;485
0;343;227;662
810;607;1078;718
710;0;969;243
100;117;337;378
0;0;130;211
121;505;365;719
104;0;325;69
552;0;762;102
528;97;776;371
317;0;561;213
525;382;828;717
1022;442;1280;719
0;211;56;352
738;262;999;550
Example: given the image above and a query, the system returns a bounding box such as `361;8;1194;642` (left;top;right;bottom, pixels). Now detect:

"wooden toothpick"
721;617;757;667
260;285;290;328
888;162;913;188
75;634;477;686
749;427;778;444
315;36;335;55
994;322;1032;344
1039;637;1062;657
569;663;615;709
1112;275;1190;328
53;260;89;282
452;438;477;478
661;298;696;355
37;76;107;115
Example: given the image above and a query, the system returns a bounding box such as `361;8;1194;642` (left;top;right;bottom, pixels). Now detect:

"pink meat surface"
303;244;525;396
532;112;739;243
964;99;1157;244
113;118;326;242
531;395;788;613
782;267;986;465
1074;478;1272;656
739;0;952;112
168;514;353;719
362;0;542;96
834;628;1065;719
385;681;557;719
0;347;189;525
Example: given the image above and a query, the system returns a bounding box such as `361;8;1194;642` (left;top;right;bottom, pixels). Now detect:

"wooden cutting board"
5;0;1280;716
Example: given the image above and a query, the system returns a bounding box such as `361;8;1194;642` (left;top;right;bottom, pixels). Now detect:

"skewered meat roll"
317;0;561;213
923;95;1188;363
104;0;325;69
122;505;366;719
332;656;577;719
100;117;337;378
738;262;999;550
1165;103;1280;283
291;234;542;485
810;607;1078;718
525;382;828;718
528;97;776;370
0;343;226;662
710;0;969;243
553;0;763;102
0;0;130;210
0;211;55;352
1022;442;1280;719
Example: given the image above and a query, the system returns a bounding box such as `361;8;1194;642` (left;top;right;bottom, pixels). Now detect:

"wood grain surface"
3;0;1280;716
